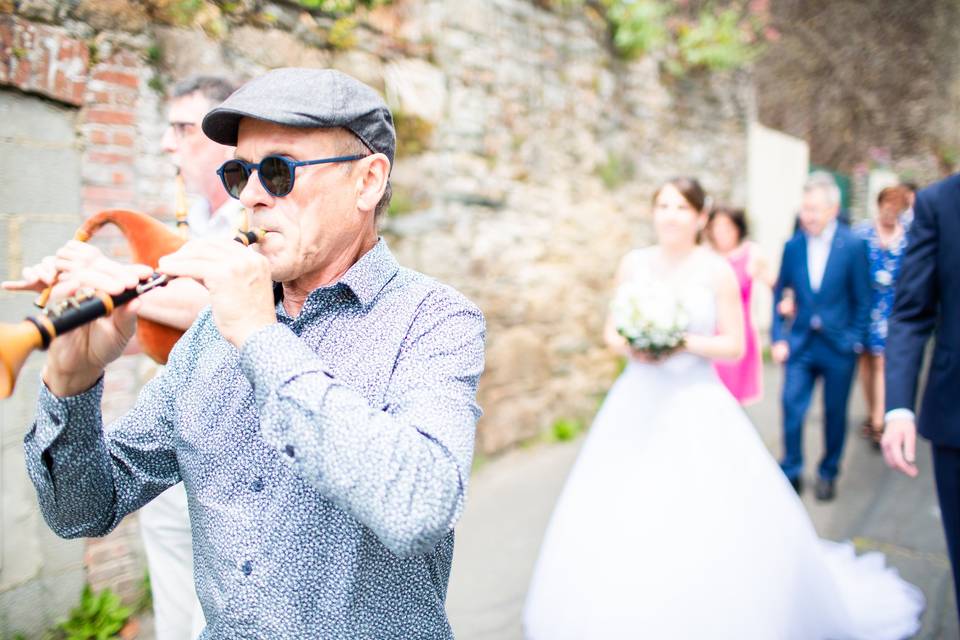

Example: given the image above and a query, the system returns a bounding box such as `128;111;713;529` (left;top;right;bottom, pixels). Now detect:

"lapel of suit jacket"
796;234;814;298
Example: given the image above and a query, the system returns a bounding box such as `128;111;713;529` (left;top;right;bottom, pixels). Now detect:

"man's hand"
42;259;153;397
1;241;105;293
882;417;919;478
777;297;796;319
158;239;276;348
771;340;790;364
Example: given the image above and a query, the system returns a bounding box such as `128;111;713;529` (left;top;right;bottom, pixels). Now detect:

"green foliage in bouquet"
58;585;132;640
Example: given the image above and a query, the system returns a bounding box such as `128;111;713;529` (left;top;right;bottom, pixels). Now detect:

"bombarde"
0;225;265;399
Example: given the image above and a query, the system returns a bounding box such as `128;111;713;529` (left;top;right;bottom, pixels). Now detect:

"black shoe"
788;476;803;495
815;477;836;502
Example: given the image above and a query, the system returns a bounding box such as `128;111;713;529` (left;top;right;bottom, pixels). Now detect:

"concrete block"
0;90;77;143
0;144;82;216
0;361;42;448
1;441;44;588
0;92;82;217
0;568;85;637
37;523;84;579
0;578;47;638
19;220;77;272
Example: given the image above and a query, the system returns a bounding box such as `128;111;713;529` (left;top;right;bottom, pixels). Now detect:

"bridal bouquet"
611;282;689;358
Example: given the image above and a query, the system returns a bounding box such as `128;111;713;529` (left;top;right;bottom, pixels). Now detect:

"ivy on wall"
543;0;773;75
294;0;392;12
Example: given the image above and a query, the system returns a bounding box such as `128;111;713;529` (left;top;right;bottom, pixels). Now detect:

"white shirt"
186;196;246;240
806;219;838;293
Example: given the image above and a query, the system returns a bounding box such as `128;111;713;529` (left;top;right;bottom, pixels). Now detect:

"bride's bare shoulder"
616;246;655;278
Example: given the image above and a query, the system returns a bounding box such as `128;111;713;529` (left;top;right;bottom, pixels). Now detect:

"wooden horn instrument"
52;209;189;365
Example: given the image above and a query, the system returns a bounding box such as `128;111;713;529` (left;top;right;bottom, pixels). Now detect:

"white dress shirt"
186;197;246;240
806;219;838;293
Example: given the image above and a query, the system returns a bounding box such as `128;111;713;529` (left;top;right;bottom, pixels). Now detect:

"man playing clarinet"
19;68;486;639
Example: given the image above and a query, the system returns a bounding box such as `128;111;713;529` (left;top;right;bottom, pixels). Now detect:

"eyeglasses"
169;122;197;139
217;154;365;199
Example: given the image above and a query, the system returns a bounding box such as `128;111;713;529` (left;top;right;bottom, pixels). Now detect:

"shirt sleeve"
885;184;940;414
23;348;183;539
240;288;486;558
848;236;872;354
771;241;791;344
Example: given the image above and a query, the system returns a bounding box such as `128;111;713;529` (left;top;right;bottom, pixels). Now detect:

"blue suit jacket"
886;173;960;447
772;224;871;358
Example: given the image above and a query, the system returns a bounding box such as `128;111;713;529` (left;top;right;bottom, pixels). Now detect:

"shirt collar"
806;218;838;244
336;238;399;306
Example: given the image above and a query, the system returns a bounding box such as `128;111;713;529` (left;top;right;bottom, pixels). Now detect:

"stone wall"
0;0;752;631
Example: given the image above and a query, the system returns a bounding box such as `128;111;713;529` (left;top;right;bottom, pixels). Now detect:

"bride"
522;178;924;639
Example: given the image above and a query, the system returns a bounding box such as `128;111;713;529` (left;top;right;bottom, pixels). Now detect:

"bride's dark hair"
652;177;707;212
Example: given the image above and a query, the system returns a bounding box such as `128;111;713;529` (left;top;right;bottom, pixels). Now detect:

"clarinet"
0;228;265;399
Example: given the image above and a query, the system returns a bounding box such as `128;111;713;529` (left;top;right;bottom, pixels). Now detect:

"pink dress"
715;246;763;405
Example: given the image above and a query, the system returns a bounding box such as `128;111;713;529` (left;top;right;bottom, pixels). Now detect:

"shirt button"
284;444;295;458
250;478;264;492
241;560;253;576
810;315;823;331
49;412;61;426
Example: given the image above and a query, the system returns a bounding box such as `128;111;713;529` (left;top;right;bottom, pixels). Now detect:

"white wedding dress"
523;251;924;640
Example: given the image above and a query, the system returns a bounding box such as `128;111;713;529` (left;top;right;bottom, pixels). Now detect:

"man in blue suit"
772;172;872;501
883;173;960;620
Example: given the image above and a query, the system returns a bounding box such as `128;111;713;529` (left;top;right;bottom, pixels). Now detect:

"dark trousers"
780;335;858;481
933;443;960;622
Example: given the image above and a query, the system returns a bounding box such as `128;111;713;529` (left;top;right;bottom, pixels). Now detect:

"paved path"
446;363;958;639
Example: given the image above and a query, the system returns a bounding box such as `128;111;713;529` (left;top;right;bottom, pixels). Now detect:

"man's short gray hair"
171;75;238;105
803;171;841;207
335;128;392;221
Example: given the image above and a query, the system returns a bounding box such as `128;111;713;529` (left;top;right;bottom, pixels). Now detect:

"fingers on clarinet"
0;279;30;291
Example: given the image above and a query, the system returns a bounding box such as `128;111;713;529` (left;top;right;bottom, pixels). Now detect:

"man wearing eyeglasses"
21;68;486;638
141;75;243;640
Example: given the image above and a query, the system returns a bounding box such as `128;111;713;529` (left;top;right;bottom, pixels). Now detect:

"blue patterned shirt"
23;239;485;639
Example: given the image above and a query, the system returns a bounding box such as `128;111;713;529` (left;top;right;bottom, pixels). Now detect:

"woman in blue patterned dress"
855;185;910;446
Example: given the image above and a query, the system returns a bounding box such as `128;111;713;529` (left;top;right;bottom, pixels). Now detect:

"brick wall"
1;13;161;626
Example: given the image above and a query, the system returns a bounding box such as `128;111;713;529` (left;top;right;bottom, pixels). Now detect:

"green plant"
537;0;769;75
603;0;670;60
296;0;392;14
393;111;434;158
328;16;358;50
673;6;760;74
145;43;163;64
167;0;205;25
388;189;415;217
595;152;635;190
58;585;132;640
147;73;167;95
551;417;584;442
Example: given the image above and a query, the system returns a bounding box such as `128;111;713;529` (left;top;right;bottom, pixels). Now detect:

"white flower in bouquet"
611;282;689;358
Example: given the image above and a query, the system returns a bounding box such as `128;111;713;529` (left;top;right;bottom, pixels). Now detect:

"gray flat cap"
202;67;395;168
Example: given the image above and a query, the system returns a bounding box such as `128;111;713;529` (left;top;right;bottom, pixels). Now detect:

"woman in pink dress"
706;206;774;405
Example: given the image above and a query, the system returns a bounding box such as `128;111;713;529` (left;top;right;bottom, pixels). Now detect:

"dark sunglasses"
217;153;366;199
